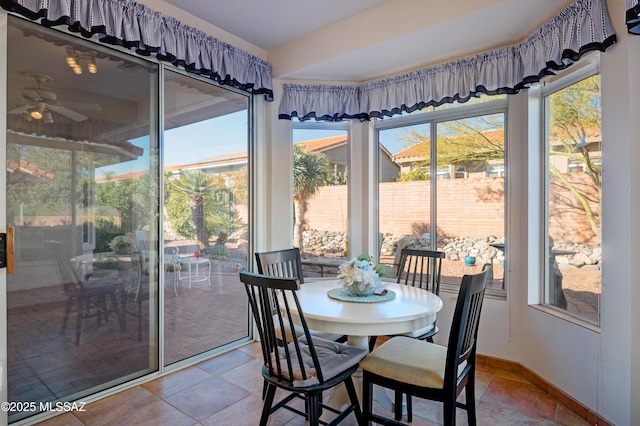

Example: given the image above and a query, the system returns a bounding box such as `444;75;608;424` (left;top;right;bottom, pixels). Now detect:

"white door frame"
1;9;10;426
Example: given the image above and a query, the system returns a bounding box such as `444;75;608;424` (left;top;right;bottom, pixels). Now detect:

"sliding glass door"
5;18;159;423
162;70;251;365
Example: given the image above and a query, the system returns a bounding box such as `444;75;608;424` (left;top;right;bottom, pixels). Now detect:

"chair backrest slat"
444;267;490;391
240;271;326;387
47;240;84;293
397;248;445;295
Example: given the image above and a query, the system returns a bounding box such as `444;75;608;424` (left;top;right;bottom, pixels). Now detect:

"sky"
97;113;425;177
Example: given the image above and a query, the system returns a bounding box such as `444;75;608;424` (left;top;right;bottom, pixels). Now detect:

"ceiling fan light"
42;111;54;124
88;62;97;74
66;56;77;67
30;102;45;119
73;66;82;75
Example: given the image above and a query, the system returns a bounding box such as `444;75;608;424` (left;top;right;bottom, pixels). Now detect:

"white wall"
265;5;638;426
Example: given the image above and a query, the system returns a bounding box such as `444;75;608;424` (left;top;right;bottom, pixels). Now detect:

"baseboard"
476;354;612;426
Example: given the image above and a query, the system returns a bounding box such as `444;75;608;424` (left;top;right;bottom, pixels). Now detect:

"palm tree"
170;170;215;248
293;144;330;250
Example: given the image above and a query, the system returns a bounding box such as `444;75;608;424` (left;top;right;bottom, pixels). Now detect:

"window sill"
528;304;600;332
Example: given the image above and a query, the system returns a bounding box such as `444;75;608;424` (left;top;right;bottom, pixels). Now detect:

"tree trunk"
293;198;305;250
191;198;209;248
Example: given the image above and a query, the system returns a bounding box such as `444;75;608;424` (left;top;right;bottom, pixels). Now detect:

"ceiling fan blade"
58;100;102;111
22;89;44;102
8;104;34;114
47;104;88;121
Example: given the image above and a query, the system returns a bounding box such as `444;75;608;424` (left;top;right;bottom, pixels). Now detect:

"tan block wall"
305;175;599;244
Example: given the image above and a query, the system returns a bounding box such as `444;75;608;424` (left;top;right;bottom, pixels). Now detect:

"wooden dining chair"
239;271;367;426
370;248;445;351
361;267;491;425
255;248;305;282
369;248;445;419
255;248;346;344
48;241;125;346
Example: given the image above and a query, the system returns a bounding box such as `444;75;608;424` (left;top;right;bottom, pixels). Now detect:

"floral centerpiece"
338;254;387;296
109;235;133;255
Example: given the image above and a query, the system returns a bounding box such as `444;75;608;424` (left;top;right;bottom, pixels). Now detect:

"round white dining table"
284;278;443;420
287;278;443;349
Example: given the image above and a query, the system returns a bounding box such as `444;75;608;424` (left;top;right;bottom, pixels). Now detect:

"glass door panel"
6;17;159;423
163;70;250;365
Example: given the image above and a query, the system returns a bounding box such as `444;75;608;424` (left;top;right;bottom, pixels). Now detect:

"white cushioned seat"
360;336;465;389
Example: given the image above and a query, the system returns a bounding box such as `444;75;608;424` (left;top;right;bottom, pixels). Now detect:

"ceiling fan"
8;72;101;123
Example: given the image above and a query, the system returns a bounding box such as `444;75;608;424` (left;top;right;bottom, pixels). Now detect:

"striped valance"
627;0;640;34
0;0;273;99
279;0;616;121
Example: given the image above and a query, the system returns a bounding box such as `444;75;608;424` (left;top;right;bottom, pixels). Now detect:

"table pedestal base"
319;335;403;423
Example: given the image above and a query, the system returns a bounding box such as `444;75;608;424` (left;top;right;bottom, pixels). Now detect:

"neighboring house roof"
6;159;54;182
391;129;506;163
297;135;347;153
167;135;351;173
165;151;247;173
95;170;148;183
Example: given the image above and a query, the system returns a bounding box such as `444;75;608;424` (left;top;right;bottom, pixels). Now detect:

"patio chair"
163;247;181;296
255;248;347;344
361;267;490;425
48;241;125;346
239;271;367;426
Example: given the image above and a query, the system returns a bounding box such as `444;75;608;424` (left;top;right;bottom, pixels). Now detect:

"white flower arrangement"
109;235;133;254
338;254;386;296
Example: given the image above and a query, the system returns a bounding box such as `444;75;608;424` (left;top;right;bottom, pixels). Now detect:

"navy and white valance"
627;0;640;34
279;0;616;121
0;0;273;99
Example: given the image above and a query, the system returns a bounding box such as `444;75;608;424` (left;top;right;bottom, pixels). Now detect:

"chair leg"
406;395;412;422
260;382;276;426
394;391;403;420
362;372;373;424
307;392;320;426
443;397;456;426
61;296;73;335
465;376;477;426
344;376;362;424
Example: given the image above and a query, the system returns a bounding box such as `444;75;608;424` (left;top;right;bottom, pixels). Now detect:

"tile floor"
33;341;590;426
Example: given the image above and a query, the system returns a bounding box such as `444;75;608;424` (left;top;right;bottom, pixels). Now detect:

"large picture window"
377;97;506;291
541;64;601;325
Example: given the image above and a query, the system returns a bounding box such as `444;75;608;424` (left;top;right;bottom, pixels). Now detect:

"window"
377;100;507;291
541;63;601;325
292;124;349;272
486;163;505;177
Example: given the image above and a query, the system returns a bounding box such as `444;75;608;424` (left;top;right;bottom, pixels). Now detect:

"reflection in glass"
544;74;601;324
6;17;159;423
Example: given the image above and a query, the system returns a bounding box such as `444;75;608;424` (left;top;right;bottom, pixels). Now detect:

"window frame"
374;97;508;297
533;55;601;328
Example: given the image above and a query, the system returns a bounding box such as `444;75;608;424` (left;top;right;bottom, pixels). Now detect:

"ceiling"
164;0;573;82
